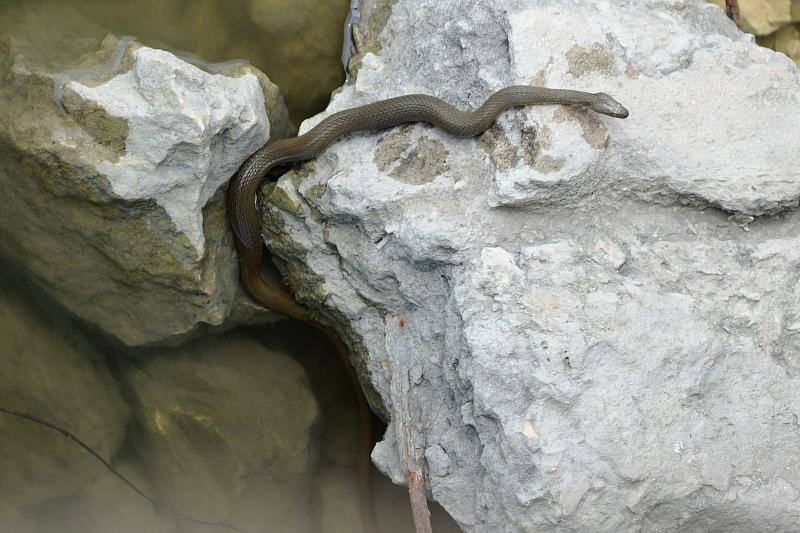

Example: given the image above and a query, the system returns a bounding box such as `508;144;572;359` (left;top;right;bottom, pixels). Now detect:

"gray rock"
258;0;800;531
0;32;291;346
64;46;267;254
124;335;319;531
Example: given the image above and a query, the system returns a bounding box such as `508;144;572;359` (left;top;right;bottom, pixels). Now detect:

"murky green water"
0;0;349;122
0;258;461;533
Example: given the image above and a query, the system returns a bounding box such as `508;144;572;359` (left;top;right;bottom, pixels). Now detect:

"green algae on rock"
0;34;294;346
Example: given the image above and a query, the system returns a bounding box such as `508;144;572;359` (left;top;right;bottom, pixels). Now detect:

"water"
0;258;460;532
0;1;462;531
0;0;350;123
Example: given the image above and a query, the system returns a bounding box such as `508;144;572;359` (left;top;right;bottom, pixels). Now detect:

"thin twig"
385;315;434;533
407;470;433;533
725;0;740;27
0;405;248;533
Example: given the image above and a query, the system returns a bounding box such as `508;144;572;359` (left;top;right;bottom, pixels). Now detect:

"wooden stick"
407;470;433;533
385;315;434;533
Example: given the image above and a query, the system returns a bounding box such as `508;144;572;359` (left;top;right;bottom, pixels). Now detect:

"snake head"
590;92;629;119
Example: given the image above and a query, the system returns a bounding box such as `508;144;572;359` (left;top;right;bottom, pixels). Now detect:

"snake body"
226;85;628;533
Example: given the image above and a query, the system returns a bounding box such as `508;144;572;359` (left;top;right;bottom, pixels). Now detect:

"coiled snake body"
227;86;628;532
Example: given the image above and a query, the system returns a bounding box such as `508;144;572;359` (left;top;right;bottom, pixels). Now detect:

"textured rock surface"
259;0;800;531
124;335;319;531
62;46;268;253
0;33;292;345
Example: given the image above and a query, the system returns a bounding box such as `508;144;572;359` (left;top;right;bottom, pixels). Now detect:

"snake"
226;85;629;533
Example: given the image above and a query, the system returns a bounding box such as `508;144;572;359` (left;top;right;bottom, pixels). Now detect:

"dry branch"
385;314;434;533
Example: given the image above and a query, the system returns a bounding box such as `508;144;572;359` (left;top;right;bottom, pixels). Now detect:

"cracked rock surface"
259;0;800;531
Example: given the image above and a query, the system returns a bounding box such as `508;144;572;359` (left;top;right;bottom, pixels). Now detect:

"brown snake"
226;86;629;532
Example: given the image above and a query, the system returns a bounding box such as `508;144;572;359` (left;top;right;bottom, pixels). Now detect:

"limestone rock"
125;335;319;532
258;0;800;531
0;33;290;346
0;274;130;512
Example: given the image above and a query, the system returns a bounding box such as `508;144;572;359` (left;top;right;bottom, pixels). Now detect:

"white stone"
70;47;268;255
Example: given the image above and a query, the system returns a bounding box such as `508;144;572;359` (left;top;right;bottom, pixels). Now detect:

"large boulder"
0;30;292;346
258;0;800;531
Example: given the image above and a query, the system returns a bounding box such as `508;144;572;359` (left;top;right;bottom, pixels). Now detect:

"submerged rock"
245;0;349;118
259;0;800;531
0;267;326;533
0;32;292;346
0;274;129;518
124;335;319;532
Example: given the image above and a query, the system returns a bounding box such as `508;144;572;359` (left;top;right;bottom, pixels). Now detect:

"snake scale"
227;86;629;533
